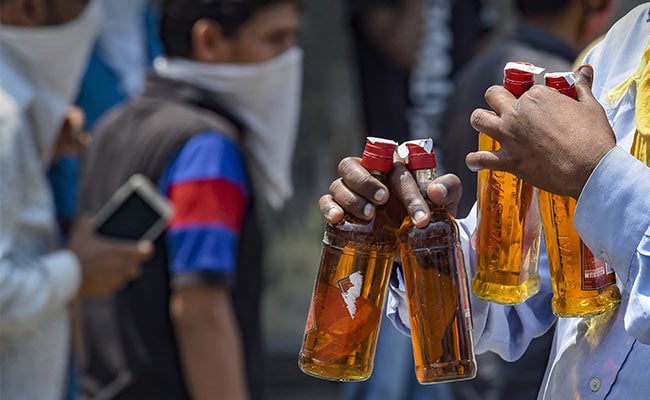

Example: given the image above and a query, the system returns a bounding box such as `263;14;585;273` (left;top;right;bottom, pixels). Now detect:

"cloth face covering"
154;47;304;210
0;0;104;164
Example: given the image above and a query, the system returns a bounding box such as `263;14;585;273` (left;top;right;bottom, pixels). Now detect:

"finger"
338;157;389;205
484;85;517;116
470;108;506;142
465;150;508;173
329;177;374;220
574;64;594;90
136;241;154;261
319;194;345;223
65;106;86;131
427;174;462;217
390;162;430;228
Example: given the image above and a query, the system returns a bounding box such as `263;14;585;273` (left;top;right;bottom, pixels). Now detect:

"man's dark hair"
515;0;570;15
160;0;298;58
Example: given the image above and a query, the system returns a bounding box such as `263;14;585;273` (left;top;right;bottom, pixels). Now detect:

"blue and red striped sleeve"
159;131;249;288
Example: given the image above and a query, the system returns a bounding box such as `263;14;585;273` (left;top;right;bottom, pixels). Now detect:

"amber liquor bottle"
472;61;544;304
398;139;476;384
539;72;621;317
299;137;399;381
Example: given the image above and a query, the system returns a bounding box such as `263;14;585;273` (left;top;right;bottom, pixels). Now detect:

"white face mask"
0;0;104;163
154;47;303;210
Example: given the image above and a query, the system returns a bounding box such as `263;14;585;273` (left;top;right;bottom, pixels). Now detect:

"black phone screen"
95;190;163;240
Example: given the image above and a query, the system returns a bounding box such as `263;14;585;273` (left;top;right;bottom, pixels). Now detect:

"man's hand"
319;156;463;228
67;217;153;297
51;106;91;165
466;64;616;199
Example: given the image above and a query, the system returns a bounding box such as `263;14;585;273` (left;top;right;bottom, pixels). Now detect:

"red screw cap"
361;137;398;173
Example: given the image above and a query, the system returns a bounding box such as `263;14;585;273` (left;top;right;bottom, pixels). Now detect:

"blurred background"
262;0;647;398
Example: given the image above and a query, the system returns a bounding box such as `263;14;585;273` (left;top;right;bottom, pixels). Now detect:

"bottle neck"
412;168;436;206
369;169;388;182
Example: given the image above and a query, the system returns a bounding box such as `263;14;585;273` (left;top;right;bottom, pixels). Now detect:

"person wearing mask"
320;4;650;398
0;1;152;399
76;1;302;399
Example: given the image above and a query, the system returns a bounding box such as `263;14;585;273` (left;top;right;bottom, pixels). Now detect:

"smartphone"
91;174;173;241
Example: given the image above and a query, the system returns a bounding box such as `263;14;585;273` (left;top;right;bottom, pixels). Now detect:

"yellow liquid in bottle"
538;190;621;317
299;213;396;381
399;208;476;384
472;133;542;304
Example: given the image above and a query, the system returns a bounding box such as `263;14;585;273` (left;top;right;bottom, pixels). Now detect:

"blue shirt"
388;4;650;399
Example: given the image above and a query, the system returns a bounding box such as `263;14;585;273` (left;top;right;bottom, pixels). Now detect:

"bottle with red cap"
397;139;476;384
539;72;621;317
299;137;400;381
472;61;545;304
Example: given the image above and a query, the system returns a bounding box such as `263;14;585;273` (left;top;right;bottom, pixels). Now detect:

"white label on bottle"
338;271;363;319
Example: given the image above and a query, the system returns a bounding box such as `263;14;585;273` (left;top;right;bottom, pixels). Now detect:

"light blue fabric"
389;4;650;399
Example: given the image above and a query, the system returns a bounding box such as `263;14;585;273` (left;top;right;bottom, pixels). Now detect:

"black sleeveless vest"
78;75;265;400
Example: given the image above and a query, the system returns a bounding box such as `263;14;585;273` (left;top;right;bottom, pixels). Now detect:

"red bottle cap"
361;137;398;173
545;72;578;99
503;61;543;97
398;139;437;170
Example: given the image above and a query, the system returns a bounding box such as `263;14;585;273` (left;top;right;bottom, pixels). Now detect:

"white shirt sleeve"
574;146;650;343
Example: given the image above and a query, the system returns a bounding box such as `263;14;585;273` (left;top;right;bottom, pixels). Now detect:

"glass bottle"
398;139;476;384
539;72;621;317
299;137;399;381
472;61;545;304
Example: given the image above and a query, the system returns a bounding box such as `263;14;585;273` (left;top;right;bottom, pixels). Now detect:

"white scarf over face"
0;0;103;164
154;47;303;210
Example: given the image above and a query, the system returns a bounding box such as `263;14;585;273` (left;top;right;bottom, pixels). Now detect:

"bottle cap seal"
361;137;398;172
545;72;578;99
398;138;436;170
503;61;544;97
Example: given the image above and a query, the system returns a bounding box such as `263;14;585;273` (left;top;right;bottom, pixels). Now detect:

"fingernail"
364;203;374;218
413;210;427;224
436;183;448;198
578;65;593;81
374;188;387;202
467;161;480;172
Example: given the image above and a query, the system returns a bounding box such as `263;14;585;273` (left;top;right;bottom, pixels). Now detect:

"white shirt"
0;55;81;399
388;4;650;399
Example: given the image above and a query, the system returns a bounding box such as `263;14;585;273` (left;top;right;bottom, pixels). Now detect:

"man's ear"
0;0;45;26
191;19;232;62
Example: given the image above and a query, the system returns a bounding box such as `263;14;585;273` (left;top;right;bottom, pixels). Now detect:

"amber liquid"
473;133;542;304
538;191;621;317
399;205;476;384
299;209;397;381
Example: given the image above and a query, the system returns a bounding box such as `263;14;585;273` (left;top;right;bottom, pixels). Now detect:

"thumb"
574;64;595;99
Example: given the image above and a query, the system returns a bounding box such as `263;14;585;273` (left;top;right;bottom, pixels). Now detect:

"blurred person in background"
77;0;302;399
440;0;615;217
47;0;163;235
0;1;152;399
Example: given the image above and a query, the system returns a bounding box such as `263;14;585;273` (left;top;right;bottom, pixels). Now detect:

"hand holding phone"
90;174;173;241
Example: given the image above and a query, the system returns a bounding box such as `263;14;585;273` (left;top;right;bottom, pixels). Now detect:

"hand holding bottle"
319;157;463;227
466;64;616;199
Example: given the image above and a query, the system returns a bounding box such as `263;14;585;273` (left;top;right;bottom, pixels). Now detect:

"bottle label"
338;271;364;319
582;244;616;290
304;299;316;334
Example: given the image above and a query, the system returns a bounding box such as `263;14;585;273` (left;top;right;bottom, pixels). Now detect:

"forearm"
172;288;248;400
